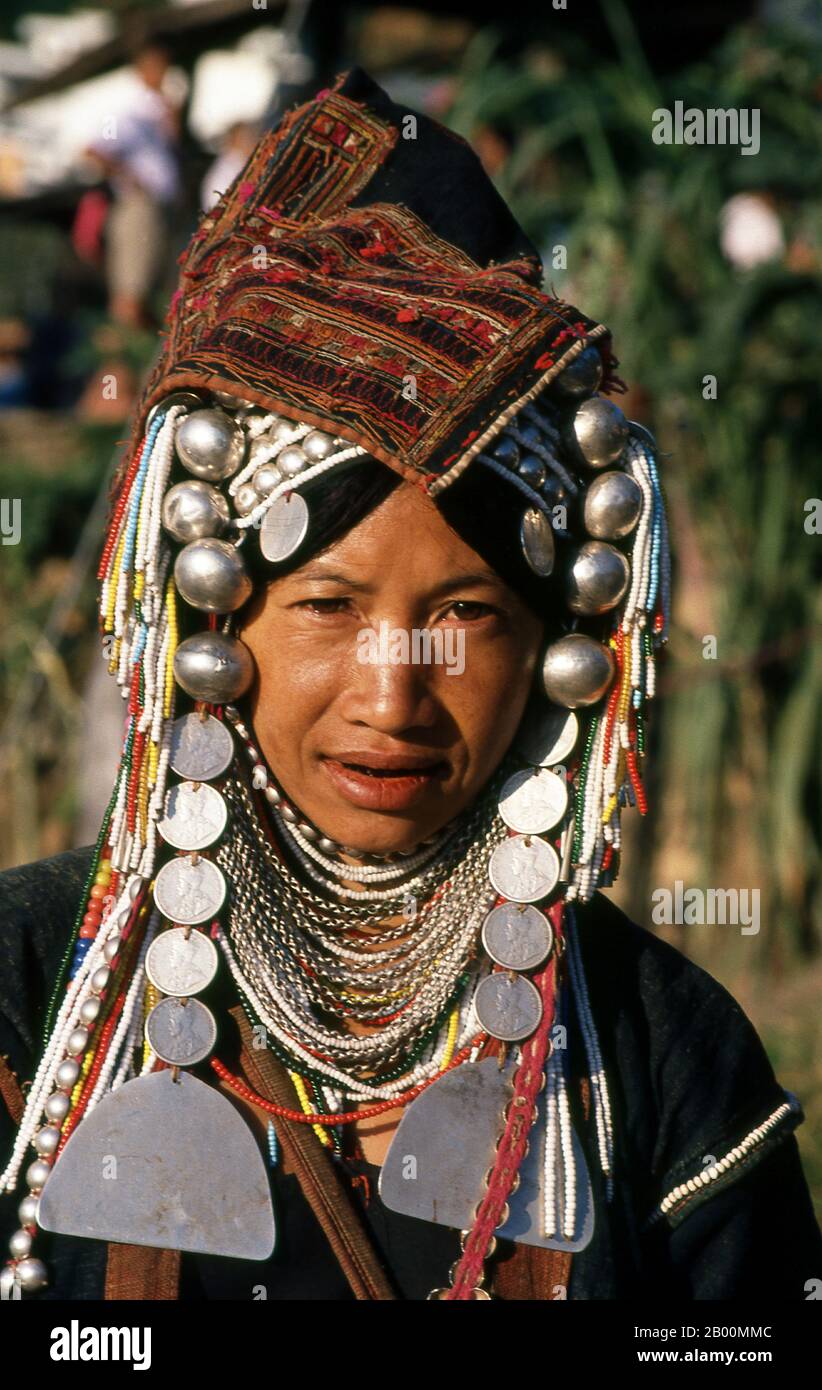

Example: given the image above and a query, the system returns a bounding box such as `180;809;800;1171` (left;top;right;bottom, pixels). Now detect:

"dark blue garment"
1;846;820;1300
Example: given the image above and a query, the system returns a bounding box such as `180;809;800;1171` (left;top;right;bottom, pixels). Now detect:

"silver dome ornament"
145;390;208;430
213;390;255;410
55;1058;80;1089
14;1257;48;1292
517;454;547;489
173;631;254;703
252;463;282;497
269;418;299;446
567;541;630;615
566;397;629;469
278;444;309;478
541;633;616;708
552;345;603;398
233;483;260;517
175;408;246;482
26;1159;52;1191
302;430;336;462
492;435;520;468
174;538;252;614
34;1126;61;1157
18;1194;39;1226
9;1228;33;1259
44;1091;70;1124
161;480;230;544
583;470;642;540
520;507;555;577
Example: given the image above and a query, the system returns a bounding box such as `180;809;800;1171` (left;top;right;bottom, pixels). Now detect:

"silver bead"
552;345;603;398
176;409;245;482
302;430;335;462
66;1027;89;1056
567;541;630;615
146;390;208;430
55;1058;80;1090
34;1126;61;1157
541;633;615;708
583;470;642;539
270;419;299;446
318;837;338;854
18;1194;39;1226
90;965;111;994
15;1257;48;1292
517;454;547;489
280;804;298;824
44;1091;70;1124
162;480;230;544
252;464;282;497
128;876;146;902
566;397;628;469
492;435;520;468
213;390;254;409
117;908;132;930
103;934;121;963
233;483;259;516
25;1159;51;1192
80;996;101;1025
278;445;308;478
298;823;318;841
174;538;253;613
9;1229;32;1259
173;631;254;703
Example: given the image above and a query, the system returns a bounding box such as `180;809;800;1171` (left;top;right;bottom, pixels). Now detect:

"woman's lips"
319;755;448;811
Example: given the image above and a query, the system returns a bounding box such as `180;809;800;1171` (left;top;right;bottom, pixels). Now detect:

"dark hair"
239;455;572;633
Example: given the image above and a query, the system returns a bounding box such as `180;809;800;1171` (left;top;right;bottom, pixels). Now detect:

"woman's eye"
297;597;351;615
440;601;496;622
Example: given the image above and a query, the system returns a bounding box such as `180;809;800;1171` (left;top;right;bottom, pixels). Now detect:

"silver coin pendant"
153;856;226;926
145;997;217;1067
488;834;560;903
169;713;234;782
259;492;309;562
145;927;219;997
482;903;554;972
474;972;543;1042
499;767;568;835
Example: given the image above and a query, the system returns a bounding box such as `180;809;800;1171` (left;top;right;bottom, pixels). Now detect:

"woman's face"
237;481;544;854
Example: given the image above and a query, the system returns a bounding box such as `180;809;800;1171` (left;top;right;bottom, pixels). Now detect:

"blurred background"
0;0;819;1213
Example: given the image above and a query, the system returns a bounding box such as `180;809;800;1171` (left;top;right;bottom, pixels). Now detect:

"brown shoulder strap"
230;1005;396;1301
0;1054;25;1125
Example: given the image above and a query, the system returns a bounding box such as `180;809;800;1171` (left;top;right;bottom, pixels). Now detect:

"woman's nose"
340;635;440;734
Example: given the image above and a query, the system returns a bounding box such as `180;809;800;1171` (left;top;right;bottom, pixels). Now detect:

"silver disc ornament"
158;781;228;851
169;713;234;782
488;834;560;903
474;972;543;1042
482;903;554;972
499;767;568;835
145;997;217;1066
520;507;555;577
259;491;310;562
153;856;226;926
516;705;579;767
146;927;219;998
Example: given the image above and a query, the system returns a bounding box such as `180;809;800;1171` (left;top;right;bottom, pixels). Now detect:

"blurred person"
0;71;819;1304
200;122;258;213
85;41;181;330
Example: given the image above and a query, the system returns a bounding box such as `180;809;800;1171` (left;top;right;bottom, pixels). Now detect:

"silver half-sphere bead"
90;965;111;993
302;430;335;461
270;418;299;446
66;1028;89;1056
9;1228;32;1259
15;1257;48;1291
173;631;254;703
146;391;208;430
583;470;643;539
234;483;260;516
253;464;282;497
44;1091;70;1123
80;996;102;1025
567;541;630;615
567;397;628;469
541;633;616;708
518;454;547;489
213;390;255;409
34;1126;61;1156
26;1159;52;1192
103;934;121;963
18;1194;39;1226
176;409;246;482
55;1058;80;1089
162;480;230;544
278;445;308;478
174;538;253;613
552;345;603;398
492;434;519;468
